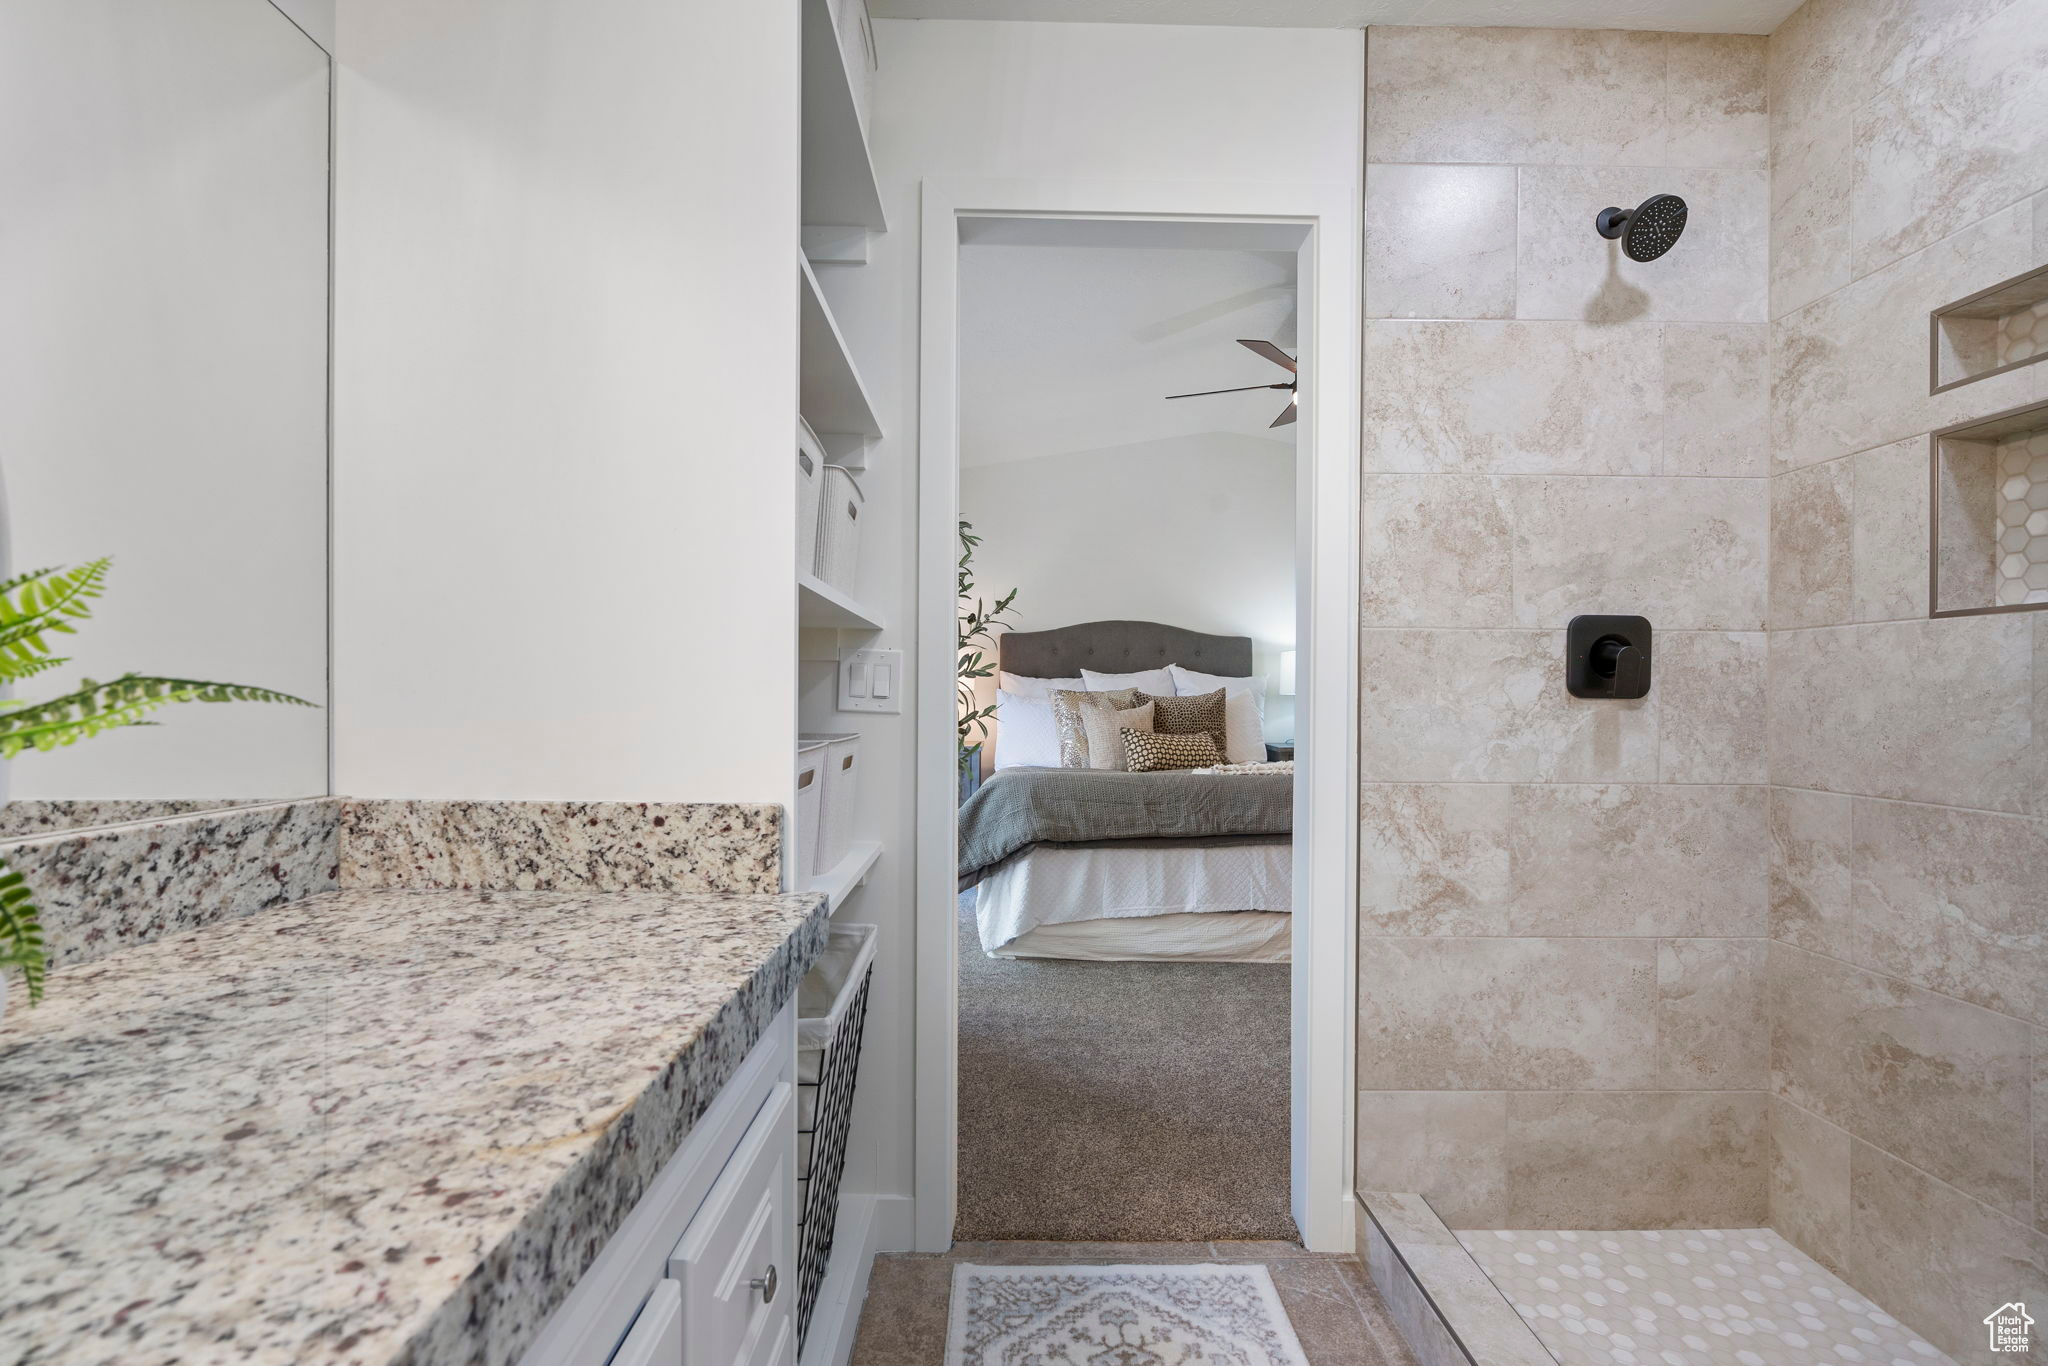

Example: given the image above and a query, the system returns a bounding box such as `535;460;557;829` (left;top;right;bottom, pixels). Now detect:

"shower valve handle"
1592;637;1645;695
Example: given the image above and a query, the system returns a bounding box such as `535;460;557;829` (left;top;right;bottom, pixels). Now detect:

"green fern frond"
0;863;46;1004
0;559;111;676
0;566;62;597
0;654;71;682
0;673;314;759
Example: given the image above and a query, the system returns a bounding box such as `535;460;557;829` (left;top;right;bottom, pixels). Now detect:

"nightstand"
1265;742;1294;761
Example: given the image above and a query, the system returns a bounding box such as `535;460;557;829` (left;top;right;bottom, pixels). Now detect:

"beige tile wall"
1357;25;1774;1231
1359;13;2046;1353
1765;0;2048;1359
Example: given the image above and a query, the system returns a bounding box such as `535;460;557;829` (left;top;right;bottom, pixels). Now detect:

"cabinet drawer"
669;1082;795;1366
608;1282;682;1366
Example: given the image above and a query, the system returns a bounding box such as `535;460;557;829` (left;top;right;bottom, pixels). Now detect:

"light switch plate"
838;647;902;713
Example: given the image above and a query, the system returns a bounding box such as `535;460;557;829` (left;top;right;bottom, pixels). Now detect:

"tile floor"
1457;1228;1956;1366
848;1241;1419;1365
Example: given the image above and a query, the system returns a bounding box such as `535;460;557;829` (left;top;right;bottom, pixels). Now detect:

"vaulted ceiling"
959;241;1300;469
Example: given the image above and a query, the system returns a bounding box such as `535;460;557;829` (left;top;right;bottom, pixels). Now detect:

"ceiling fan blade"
1238;339;1297;373
1164;383;1290;400
1269;400;1298;428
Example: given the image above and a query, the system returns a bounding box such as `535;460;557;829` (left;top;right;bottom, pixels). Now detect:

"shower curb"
1357;1192;1558;1366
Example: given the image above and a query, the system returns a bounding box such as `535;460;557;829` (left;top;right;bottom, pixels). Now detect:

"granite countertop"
0;886;828;1366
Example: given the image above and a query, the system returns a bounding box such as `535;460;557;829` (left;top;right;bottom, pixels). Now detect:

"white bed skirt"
975;842;1292;962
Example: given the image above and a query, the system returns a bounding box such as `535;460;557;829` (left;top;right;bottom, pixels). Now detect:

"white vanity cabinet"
518;1007;798;1366
669;1084;796;1365
608;1283;683;1366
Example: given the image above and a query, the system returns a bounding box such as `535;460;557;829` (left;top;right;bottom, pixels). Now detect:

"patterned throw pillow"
1080;701;1154;772
1120;727;1222;773
1141;688;1228;756
1050;688;1142;767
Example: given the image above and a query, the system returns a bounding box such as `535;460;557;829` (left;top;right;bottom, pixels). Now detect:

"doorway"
912;180;1361;1254
953;220;1301;1238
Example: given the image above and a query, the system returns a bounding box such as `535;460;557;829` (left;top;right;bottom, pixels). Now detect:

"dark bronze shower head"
1595;193;1688;262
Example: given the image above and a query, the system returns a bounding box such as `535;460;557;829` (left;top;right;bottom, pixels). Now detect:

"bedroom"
951;218;1305;1240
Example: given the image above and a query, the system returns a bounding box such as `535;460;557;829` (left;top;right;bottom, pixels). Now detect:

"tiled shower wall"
1764;0;2048;1357
1994;429;2048;605
1355;26;1774;1228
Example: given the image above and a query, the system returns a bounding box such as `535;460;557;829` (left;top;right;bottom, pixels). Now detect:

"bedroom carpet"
955;891;1295;1242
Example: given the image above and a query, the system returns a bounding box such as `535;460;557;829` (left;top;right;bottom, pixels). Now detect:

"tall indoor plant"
0;558;313;1012
956;521;1018;798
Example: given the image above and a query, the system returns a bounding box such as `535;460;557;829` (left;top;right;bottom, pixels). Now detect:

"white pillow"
1082;666;1175;695
1169;664;1266;700
1168;665;1267;765
998;671;1083;700
992;690;1060;769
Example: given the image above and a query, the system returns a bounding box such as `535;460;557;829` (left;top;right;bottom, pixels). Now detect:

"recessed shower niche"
1932;399;2048;615
1930;262;2048;392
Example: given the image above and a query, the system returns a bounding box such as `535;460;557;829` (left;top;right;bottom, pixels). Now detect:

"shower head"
1595;193;1688;262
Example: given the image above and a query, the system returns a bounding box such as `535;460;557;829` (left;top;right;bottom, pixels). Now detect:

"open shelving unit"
798;572;884;631
800;0;885;233
801;839;883;914
791;7;894;1358
799;255;882;452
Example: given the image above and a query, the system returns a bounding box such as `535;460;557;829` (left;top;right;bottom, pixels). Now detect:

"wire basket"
795;923;877;1348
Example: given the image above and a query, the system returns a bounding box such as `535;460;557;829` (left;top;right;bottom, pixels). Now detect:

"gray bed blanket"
957;766;1293;885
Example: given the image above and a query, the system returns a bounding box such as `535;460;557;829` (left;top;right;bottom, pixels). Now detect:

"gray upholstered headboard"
997;620;1253;679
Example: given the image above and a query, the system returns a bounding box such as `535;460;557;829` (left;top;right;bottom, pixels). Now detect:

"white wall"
0;0;330;803
961;432;1296;736
269;0;333;51
818;16;1361;1222
957;237;1301;743
331;0;799;803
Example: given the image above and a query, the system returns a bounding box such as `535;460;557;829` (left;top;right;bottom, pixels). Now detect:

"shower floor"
1455;1227;1953;1366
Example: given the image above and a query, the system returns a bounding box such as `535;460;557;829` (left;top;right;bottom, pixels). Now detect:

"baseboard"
799;1194;910;1366
1302;1183;1358;1254
869;1193;915;1252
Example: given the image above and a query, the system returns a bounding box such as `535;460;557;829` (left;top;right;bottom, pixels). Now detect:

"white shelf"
799;255;883;440
803;839;882;913
801;0;886;232
798;572;884;631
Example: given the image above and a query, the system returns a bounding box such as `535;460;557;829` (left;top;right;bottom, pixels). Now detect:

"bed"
957;620;1293;962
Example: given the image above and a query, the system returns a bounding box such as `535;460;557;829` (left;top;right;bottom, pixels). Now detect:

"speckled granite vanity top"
0;885;827;1366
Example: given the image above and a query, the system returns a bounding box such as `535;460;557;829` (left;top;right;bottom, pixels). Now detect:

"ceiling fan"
1165;339;1298;428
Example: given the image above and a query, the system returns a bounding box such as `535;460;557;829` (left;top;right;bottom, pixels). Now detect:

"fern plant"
956;521;1019;771
0;559;314;1004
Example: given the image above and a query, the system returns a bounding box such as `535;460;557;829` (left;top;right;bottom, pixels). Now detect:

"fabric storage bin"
794;737;828;880
794;922;876;1349
799;730;859;876
815;465;864;595
796;421;825;577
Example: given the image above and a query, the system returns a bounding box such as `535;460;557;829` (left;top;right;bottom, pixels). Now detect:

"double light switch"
838;648;902;714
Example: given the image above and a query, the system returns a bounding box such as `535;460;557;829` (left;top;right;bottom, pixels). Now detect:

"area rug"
943;1262;1309;1366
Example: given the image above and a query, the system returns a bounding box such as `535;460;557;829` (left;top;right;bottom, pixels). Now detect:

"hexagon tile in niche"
1996;296;2048;368
1457;1228;1955;1366
1995;428;2048;605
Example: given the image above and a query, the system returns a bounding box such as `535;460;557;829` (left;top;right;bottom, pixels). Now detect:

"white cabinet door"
609;1282;682;1366
669;1082;795;1366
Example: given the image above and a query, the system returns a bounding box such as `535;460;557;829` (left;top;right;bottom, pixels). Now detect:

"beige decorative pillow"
1120;727;1221;773
1080;701;1154;771
1050;688;1142;767
1141;688;1228;757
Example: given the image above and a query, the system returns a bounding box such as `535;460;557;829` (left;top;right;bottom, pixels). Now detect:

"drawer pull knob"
750;1264;779;1304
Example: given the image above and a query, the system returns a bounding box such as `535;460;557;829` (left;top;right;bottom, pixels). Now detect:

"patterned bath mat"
943;1262;1310;1365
